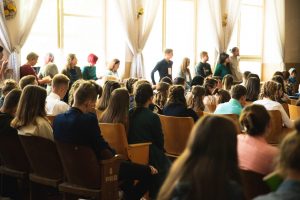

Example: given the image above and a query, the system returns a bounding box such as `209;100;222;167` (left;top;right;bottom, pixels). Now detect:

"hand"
149;165;158;175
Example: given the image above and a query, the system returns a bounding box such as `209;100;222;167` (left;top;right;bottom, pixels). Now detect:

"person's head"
167;85;186;107
52;74;70;99
73;81;101;113
108;59;120;72
11;85;47;129
243;71;251;82
133;79;151;95
213;88;231;105
282;71;290;82
26;52;39;66
180;57;190;73
2;79;18;96
0;89;22;115
200;51;209;62
203;78;218;95
158;115;240;200
231;47;240;57
68;79;85;105
276;119;300;177
100;88;129;128
240;104;270;137
289;68;297;78
125;78;138;95
44;53;54;64
187;86;205;112
19;75;38;90
191;75;204;87
164;49;173;60
0;46;4;60
272;75;286;94
87;53;98;66
97;80;121;111
245;77;260;102
259;81;279;101
134;82;153;107
160;76;173;85
231;85;247;106
154;82;170;109
219;52;230;65
65;54;77;69
173;77;186;86
222;74;234;91
212;76;223;89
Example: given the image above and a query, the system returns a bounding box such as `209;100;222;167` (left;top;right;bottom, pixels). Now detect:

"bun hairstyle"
239;104;270;136
277;119;300;175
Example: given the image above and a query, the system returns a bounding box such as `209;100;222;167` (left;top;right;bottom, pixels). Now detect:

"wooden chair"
99;123;151;165
0;134;31;200
267;110;292;144
19;135;63;199
218;114;241;133
240;170;270;200
47;115;55;126
96;110;103;121
196;110;203;118
56;141;122;200
281;103;290;117
288;104;300;120
207;104;216;113
158;115;194;157
290;99;298;105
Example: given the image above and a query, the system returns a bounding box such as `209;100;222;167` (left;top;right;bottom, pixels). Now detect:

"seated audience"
187;86;208;113
194;51;212;78
239;104;278;175
254;81;293;129
203;78;218;112
222;74;234;91
214;85;247;115
20;52;51;85
213;76;223;89
104;58;120;79
0;79;18;107
158;115;243;200
288;68;298;94
282;70;295;96
67;79;85;106
38;53;58;94
82;53;98;80
240;71;251;86
46;74;70;115
160;76;173;85
190;75;204;87
125;78;138;110
129;82;171;198
254;119;300;200
11;85;53;141
97;80;121;111
272;75;289;103
245;77;260;102
213;88;231;105
19;75;38;90
0;89;22;136
177;57;192;86
273;71;284;78
173;77;186;87
153;82;170;110
213;52;232;79
53;81;157;200
163;85;198;121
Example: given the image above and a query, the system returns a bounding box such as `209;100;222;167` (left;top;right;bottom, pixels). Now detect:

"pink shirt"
238;134;278;175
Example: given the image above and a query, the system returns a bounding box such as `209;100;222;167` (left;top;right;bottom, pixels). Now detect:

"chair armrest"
127;143;151;165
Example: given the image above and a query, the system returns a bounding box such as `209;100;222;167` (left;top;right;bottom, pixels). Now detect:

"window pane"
242;0;263;6
239;5;263;55
63;0;103;17
166;0;194;78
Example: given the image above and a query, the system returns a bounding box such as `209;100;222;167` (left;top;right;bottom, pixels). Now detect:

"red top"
20;64;38;80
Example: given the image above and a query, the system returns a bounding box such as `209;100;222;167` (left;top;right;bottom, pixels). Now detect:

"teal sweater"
214;63;231;79
82;66;97;80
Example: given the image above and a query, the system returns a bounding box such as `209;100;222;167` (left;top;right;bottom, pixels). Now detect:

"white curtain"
115;0;160;78
208;0;241;66
0;0;43;80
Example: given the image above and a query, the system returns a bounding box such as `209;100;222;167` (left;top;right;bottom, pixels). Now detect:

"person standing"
230;47;242;82
195;51;212;78
151;49;173;85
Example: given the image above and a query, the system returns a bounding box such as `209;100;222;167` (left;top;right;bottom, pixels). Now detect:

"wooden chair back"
220;114;241;133
19;136;63;182
207;104;216;113
196;110;203;118
288;104;300;120
281;103;290;117
267;110;284;144
47;115;55;126
290;99;297;105
158;115;194;156
240;170;270;200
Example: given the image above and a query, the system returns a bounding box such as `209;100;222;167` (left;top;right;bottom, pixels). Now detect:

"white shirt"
46;92;70;115
18;117;53;141
254;98;294;128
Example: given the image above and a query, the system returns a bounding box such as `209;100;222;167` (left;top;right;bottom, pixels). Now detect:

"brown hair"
187;86;205;112
245;77;260;102
100;88;129;131
153;82;170;109
125;78;138;94
11;85;47;129
166;85;187;107
108;59;120;71
26;52;39;61
52;74;70;88
158;116;240;200
1;89;22;115
97;80;120;111
65;53;77;69
164;49;173;54
180;57;190;74
259;81;279;101
2;79;18;95
240;104;270;136
200;51;208;58
19;75;37;90
68;79;85;105
222;74;234;91
74;81;101;105
231;85;247;100
213;88;231;104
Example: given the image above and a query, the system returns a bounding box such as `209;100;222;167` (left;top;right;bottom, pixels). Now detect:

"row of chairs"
0;134;122;200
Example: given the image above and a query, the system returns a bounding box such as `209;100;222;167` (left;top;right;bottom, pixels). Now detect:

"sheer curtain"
115;0;160;78
0;0;42;80
207;0;241;67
